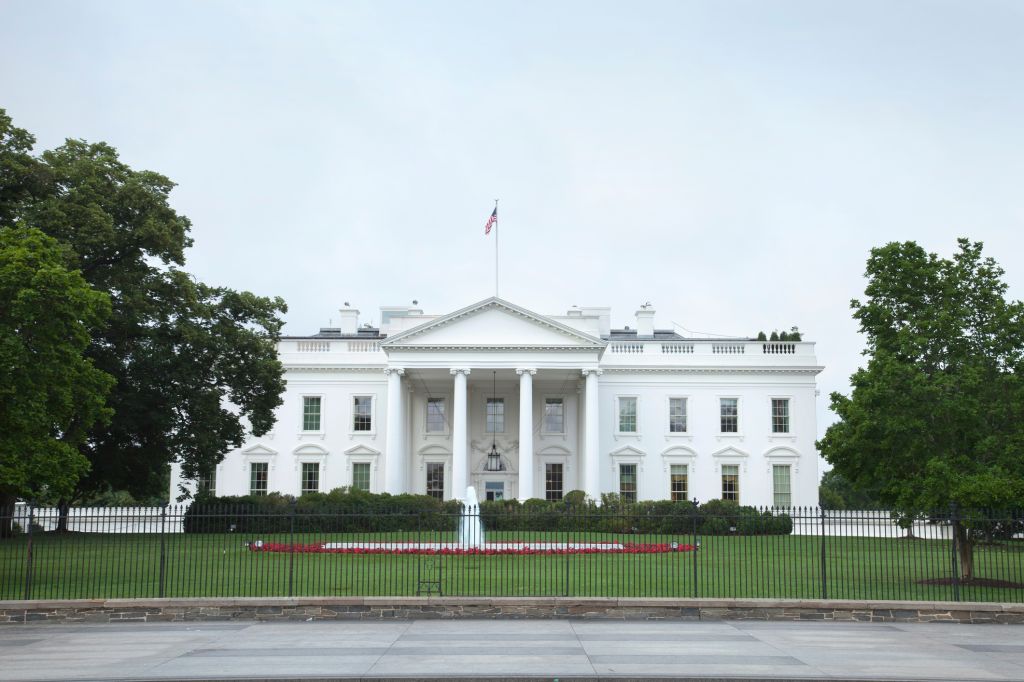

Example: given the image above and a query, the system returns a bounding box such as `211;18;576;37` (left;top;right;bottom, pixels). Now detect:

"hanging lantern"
484;370;505;472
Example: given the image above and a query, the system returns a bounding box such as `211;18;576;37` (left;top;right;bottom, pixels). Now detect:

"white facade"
170;297;823;507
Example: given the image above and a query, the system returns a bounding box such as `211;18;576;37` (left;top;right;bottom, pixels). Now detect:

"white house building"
170;297;823;506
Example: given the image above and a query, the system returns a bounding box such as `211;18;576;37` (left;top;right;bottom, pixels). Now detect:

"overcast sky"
3;0;1023;445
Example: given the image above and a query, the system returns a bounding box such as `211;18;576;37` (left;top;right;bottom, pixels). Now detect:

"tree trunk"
56;498;71;533
955;522;974;581
0;493;16;539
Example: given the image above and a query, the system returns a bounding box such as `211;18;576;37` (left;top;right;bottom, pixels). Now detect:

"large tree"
0;227;114;533
818;239;1024;580
0;109;287;511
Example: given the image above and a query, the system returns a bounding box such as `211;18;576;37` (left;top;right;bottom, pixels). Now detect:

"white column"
516;368;536;501
451;368;470;500
384;367;405;494
583;368;602;503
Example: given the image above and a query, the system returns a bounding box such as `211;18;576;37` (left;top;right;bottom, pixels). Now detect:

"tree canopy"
0;108;287;507
818;239;1024;578
0;227;113;521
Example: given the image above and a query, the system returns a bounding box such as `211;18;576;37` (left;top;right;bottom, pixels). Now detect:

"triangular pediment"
381;297;604;350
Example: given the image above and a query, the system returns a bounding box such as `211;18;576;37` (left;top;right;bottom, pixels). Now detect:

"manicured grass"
1;530;1021;602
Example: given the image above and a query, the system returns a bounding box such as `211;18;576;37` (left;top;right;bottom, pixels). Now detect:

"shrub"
182;489;792;537
183;488;457;534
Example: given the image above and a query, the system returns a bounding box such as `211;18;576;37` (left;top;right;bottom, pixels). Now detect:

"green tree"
0;109;287;513
0;110;46;227
0;227;114;534
818;239;1024;580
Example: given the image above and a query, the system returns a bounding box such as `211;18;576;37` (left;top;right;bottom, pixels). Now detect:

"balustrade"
296;341;331;352
660;343;694;354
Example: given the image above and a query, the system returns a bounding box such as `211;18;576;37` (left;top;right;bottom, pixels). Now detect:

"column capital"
515;368;537;376
581;368;604;377
449;368;472;376
384;367;405;377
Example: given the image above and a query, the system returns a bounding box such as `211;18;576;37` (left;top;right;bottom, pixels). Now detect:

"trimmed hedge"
183;489;792;536
182;489;461;534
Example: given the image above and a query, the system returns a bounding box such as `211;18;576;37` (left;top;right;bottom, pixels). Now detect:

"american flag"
484;206;497;234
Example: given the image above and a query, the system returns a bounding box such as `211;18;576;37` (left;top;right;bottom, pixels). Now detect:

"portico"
379;298;606;501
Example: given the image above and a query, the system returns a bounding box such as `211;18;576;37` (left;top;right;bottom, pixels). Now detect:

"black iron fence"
1;504;1021;602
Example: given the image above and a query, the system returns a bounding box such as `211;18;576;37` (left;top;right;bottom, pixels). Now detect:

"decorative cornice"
598;366;824;375
286;366;386;373
385;344;601;352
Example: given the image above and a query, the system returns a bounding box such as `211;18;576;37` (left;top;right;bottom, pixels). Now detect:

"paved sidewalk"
1;618;1023;681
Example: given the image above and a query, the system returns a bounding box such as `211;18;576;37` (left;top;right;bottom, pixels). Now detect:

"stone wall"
1;597;1022;625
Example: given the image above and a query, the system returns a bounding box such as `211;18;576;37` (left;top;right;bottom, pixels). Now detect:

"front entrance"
484;481;505;501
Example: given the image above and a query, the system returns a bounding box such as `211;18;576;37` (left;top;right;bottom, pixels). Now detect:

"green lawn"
1;530;1021;602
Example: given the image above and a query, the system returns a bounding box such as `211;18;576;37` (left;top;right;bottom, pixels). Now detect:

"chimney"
635;306;655;337
338;306;360;334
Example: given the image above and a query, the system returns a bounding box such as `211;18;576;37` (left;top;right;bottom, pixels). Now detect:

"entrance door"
484;481;505;501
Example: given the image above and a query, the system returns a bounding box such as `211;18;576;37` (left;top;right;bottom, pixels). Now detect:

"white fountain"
457;486;486;549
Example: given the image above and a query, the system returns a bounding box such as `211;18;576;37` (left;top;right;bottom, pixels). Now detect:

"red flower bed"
246;541;695;555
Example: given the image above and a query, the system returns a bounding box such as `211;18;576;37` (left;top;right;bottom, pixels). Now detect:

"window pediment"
610;444;646;458
243;444;278;457
294;444;328;457
344;444;381;457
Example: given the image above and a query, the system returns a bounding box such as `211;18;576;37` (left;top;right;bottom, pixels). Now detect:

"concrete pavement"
1;618;1023;681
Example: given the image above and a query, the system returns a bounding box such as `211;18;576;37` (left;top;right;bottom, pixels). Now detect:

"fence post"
23;502;35;601
691;499;698;598
949;503;961;602
288;499;296;598
158;503;168;598
564;512;570;598
819;507;827;600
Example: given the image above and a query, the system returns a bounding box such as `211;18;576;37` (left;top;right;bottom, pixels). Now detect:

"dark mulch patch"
917;577;1024;589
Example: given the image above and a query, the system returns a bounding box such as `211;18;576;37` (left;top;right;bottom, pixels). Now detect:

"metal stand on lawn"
416;513;442;596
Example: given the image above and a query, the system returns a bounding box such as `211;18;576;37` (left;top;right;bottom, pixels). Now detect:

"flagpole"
494;198;499;298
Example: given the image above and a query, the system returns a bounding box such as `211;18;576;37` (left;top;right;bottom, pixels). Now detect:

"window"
301;462;320;495
721;464;739;501
545;463;564;501
618;397;637;433
426;398;446;433
196;468;216;495
771;398;790;433
426;462;445;500
669;398;687;433
773;464;792;507
352;462;371;491
619;463;637;502
250;462;268;496
543;398;564;433
486;398;504;433
352;396;373;432
720;398;738;433
670;464;688;502
485;481;504;501
302;396;321;431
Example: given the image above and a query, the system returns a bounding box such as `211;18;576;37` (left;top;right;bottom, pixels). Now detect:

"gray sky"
3;0;1023;445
